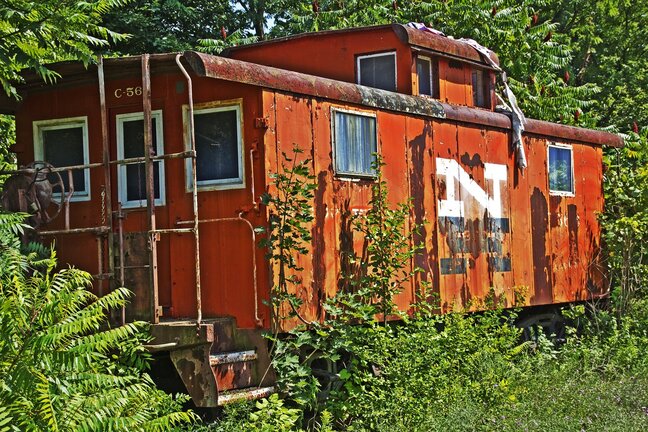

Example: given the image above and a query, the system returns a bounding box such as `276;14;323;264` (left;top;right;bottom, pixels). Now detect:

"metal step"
210;350;257;366
217;386;276;406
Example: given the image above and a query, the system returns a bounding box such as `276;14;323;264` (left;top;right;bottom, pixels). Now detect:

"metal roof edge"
185;51;622;148
183;51;446;119
441;103;623;147
391;23;500;67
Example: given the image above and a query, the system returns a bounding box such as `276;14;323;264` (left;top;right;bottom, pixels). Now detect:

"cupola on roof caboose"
0;23;622;407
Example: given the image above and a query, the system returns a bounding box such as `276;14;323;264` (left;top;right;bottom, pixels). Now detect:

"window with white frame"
33;117;90;201
185;103;244;190
332;109;377;178
357;52;397;92
116;111;165;207
416;55;439;98
548;143;574;195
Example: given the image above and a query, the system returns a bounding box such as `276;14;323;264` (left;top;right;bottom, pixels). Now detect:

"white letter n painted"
436;158;507;219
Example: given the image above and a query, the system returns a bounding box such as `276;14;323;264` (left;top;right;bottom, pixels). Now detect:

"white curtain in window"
335;112;376;175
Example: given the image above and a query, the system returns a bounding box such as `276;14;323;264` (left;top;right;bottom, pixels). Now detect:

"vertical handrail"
141;54;160;324
175;53;202;327
97;56;114;301
117;203;126;325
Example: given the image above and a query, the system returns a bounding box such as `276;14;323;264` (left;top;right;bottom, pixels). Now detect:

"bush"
0;212;196;431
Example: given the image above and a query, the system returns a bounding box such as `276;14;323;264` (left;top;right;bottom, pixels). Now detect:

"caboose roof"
0;51;622;147
223;23;500;68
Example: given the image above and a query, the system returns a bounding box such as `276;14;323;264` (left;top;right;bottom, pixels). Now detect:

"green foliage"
198;30;259;55
100;0;241;54
0;115;15;170
0;0;130;99
260;147;317;325
270;0;597;123
214;304;648;431
541;0;648;130
600;130;648;313
0;213;196;431
332;157;421;325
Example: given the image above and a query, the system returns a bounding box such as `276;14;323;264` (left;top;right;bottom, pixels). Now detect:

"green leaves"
0;0;130;99
263;146;317;325
0;212;196;431
600;130;648;314
333;156;422;325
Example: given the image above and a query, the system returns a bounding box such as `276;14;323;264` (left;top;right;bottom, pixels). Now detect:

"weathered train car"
0;25;622;406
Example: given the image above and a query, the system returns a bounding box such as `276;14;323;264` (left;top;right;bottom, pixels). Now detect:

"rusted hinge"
254;117;270;129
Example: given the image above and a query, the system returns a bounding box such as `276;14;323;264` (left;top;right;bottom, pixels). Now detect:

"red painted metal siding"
13;72;272;329
229;27;414;96
262;89;606;326
10;56;608;333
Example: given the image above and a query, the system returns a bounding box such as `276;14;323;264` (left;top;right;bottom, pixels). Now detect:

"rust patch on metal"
531;188;552;304
567;204;579;263
460;152;483;169
312;171;328;319
408;127;430;282
337;200;355;294
170;345;218;408
549;195;562;228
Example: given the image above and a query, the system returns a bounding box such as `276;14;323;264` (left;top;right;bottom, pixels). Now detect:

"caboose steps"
210;350;258;365
148;318;275;408
217;386;277;406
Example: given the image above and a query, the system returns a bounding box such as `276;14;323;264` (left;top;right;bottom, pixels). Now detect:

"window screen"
41;125;87;194
548;145;574;194
358;53;396;92
117;112;164;207
192;107;242;187
472;69;490;108
333;110;377;177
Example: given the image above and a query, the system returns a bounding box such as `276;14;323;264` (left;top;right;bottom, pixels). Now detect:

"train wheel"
516;309;566;345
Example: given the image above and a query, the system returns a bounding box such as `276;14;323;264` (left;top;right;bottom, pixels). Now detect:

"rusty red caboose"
0;24;622;406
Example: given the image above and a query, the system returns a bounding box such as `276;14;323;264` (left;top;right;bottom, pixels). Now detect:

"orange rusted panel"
433;120;467;311
578;144;605;299
405;116;438;307
456;125;488;306
440;59;468;106
310;98;338;310
509;137;534;306
527;137;553;305
270;92;319;329
377;111;415;311
483;128;514;306
549;192;572;303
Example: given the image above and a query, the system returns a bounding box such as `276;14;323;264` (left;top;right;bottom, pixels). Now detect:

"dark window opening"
449;59;464;69
416;56;439;98
193;108;241;186
357;52;396;92
472;69;491;108
118;113;164;207
41;126;86;194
